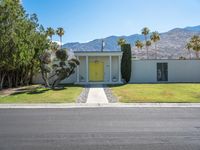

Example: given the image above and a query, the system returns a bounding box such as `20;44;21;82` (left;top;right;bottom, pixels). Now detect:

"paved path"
0;108;200;150
86;85;108;104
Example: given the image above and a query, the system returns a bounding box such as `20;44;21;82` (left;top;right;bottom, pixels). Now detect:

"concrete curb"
0;103;200;109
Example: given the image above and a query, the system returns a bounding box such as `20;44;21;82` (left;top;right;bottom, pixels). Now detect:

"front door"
157;63;168;81
89;62;104;82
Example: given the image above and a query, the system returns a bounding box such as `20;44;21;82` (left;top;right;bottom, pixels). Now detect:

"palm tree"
46;27;55;42
135;40;144;50
117;38;127;47
141;27;150;59
185;42;193;59
190;35;200;59
51;42;59;52
146;40;151;59
56;27;65;48
150;31;160;59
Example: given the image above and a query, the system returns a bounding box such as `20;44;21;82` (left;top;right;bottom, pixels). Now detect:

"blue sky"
23;0;200;43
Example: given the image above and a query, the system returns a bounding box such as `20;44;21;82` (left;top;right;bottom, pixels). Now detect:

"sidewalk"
0;103;200;108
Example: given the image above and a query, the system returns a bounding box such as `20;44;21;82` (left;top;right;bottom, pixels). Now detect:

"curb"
0;103;200;108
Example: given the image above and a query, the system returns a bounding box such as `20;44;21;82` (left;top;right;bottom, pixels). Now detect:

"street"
0;108;200;150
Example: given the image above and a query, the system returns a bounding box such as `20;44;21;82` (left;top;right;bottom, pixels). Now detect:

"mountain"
184;25;200;32
63;25;200;59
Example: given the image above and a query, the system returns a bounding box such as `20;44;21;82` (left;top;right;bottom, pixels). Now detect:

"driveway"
0;108;200;150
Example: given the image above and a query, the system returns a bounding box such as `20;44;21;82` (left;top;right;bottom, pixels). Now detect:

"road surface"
0;108;200;150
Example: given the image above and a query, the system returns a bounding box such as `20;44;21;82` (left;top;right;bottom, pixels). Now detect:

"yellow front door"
89;62;104;82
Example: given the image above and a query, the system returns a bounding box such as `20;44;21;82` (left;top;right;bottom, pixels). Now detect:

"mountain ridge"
63;25;200;59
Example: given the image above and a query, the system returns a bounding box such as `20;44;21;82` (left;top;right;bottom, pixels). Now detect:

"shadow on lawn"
10;84;82;96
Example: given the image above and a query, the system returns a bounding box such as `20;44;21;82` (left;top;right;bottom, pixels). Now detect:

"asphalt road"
0;108;200;150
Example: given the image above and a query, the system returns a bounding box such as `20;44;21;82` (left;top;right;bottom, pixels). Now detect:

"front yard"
111;84;200;103
0;85;83;103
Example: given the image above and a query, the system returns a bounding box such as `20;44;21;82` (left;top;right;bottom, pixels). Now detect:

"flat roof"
74;51;122;53
74;51;123;57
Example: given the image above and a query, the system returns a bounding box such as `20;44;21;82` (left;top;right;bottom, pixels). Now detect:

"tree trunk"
145;36;148;59
0;73;6;90
41;71;50;88
60;36;62;49
147;46;149;59
189;49;192;59
196;51;199;59
15;71;19;87
155;43;157;59
7;75;12;88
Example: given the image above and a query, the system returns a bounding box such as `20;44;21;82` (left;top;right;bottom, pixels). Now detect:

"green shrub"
121;44;132;83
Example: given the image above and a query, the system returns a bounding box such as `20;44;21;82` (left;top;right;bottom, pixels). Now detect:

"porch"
74;51;123;84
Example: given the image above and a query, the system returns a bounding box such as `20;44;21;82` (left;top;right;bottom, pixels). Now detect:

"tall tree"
0;0;49;89
56;27;64;48
141;27;150;59
121;44;132;83
46;27;55;43
146;40;152;58
117;38;127;47
51;42;59;52
185;42;193;59
150;31;160;59
189;35;200;59
135;40;144;50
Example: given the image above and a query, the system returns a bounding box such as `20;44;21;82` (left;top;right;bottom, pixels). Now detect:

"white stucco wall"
78;56;87;82
130;60;200;83
112;56;120;81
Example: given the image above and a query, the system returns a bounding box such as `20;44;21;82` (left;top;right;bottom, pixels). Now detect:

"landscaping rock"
76;85;90;103
103;86;118;103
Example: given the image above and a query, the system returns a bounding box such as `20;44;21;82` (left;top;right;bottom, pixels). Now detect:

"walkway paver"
86;85;108;104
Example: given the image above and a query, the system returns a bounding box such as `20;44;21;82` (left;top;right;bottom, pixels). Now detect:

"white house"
33;51;200;84
75;51;122;84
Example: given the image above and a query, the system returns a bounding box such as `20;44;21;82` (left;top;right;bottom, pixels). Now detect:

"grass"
110;84;200;103
0;85;83;103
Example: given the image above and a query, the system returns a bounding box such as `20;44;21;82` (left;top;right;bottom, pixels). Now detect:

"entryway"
89;62;104;82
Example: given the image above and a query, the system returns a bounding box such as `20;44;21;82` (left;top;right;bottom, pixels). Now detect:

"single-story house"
33;51;200;84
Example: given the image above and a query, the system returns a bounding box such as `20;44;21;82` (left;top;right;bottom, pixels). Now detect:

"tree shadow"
10;86;50;96
10;84;83;96
27;89;50;94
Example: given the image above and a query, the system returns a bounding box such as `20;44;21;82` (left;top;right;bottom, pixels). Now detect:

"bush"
121;44;132;83
56;49;68;61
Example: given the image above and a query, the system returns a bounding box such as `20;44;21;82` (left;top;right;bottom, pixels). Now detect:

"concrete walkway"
86;85;108;104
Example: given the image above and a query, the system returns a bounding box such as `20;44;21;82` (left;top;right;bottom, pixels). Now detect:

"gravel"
76;85;90;103
103;85;118;103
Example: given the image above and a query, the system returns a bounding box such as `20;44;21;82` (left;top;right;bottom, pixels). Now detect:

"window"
157;63;168;81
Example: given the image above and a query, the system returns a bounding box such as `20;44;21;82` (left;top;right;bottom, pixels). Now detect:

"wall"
78;56;86;82
112;56;120;81
130;60;200;83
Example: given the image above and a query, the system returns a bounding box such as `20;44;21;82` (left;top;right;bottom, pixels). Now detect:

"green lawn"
111;84;200;103
0;85;83;103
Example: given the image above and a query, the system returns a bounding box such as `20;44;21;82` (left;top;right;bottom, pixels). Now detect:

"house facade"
75;51;122;84
33;51;200;84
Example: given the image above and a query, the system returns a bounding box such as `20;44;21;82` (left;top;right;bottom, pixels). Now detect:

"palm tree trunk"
189;49;192;59
144;36;149;59
196;51;199;59
155;43;157;59
60;36;62;49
